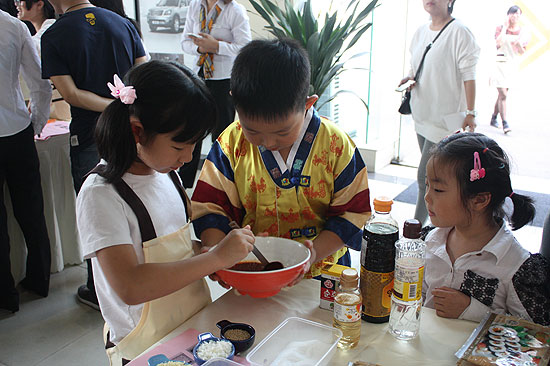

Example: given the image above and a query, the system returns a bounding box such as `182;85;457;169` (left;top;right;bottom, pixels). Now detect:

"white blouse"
181;0;251;80
422;223;534;323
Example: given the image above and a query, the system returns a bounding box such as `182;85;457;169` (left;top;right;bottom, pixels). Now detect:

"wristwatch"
466;109;477;117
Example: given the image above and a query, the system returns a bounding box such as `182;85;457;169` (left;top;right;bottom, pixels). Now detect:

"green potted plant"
248;0;378;109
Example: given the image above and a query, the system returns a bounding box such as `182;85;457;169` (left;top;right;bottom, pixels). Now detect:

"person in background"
90;0;150;61
422;132;549;326
397;0;479;225
0;9;52;312
16;0;71;121
192;38;371;281
90;0;141;37
489;5;528;134
77;61;253;364
179;0;251;188
15;0;55;50
41;0;147;310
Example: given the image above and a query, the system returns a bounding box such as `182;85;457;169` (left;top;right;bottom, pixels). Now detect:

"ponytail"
431;132;536;230
509;192;536;230
95;100;136;183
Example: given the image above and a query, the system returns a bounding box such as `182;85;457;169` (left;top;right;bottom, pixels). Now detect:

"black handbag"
398;90;412;115
398;18;455;115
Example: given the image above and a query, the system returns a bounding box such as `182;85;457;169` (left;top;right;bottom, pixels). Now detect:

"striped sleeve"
191;141;244;238
325;148;371;250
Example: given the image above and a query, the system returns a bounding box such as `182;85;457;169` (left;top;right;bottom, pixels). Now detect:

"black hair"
429;132;535;230
90;0;142;38
24;0;55;19
448;0;456;14
95;60;217;183
507;5;521;15
230;38;311;123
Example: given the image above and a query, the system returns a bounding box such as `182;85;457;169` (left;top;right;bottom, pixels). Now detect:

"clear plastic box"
202;357;242;366
246;317;342;366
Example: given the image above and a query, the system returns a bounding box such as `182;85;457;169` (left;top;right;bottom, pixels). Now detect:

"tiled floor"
0;164;546;366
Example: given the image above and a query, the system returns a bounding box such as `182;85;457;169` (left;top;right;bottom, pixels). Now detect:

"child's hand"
432;287;471;319
286;240;315;287
211;225;255;269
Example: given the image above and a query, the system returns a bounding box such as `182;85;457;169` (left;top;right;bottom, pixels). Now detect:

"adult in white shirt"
0;9;52;312
16;0;71;121
397;0;479;225
179;0;251;188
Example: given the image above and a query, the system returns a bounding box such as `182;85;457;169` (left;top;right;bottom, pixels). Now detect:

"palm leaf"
251;0;377;110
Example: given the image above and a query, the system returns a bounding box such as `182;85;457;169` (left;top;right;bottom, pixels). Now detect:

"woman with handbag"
397;0;479;225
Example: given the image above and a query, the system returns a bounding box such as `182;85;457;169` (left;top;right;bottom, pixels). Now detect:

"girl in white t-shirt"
422;132;549;325
76;60;254;364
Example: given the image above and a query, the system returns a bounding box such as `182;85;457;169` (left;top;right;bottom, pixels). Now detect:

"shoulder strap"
88;164;157;242
414;18;455;82
168;170;192;221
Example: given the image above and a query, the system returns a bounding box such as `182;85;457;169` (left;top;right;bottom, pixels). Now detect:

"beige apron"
90;167;211;365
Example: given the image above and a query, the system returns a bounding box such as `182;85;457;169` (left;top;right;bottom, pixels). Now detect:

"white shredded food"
196;340;232;360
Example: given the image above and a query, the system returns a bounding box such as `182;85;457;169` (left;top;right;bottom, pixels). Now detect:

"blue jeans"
70;144;99;194
70;143;99;291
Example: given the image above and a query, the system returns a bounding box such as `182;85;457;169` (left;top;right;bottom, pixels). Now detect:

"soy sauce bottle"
360;197;399;323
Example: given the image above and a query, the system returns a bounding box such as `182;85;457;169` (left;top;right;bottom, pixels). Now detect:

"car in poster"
147;0;189;33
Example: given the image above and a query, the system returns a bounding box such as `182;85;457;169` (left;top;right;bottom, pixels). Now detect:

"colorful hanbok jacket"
192;108;371;277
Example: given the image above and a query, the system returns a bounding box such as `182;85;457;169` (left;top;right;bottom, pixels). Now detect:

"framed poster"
138;0;191;54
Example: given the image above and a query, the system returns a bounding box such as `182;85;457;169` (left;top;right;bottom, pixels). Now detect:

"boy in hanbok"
192;38;371;279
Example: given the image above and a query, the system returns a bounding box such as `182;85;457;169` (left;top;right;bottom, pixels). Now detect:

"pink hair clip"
107;74;137;105
470;151;486;181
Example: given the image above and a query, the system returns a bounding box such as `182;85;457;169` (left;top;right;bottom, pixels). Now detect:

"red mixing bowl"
216;237;311;298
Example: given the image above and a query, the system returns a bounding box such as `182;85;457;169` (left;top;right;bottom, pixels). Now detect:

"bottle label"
393;264;424;302
360;268;394;318
334;302;361;322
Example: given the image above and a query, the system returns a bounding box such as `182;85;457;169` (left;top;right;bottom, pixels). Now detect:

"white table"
5;123;82;283
141;279;478;365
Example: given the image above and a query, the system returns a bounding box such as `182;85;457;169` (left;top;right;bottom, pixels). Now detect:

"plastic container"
246;317;342;366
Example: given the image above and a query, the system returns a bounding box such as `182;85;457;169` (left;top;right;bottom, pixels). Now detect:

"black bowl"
216;320;255;354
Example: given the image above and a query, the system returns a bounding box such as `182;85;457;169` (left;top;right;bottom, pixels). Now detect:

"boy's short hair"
230;38;311;122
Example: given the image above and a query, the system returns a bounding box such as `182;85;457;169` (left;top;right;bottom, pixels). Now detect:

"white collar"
272;107;314;172
426;222;514;265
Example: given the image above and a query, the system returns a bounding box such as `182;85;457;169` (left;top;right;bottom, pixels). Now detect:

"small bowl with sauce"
216;320;255;354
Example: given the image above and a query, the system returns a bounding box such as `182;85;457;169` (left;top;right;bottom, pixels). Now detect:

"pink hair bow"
107;74;137;104
470;151;486;181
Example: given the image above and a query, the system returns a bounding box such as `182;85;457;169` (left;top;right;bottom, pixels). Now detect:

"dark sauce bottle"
360;197;399;323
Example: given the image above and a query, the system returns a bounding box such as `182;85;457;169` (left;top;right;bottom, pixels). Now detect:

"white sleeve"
455;25;480;81
217;3;251;57
459;296;493;322
181;0;201;55
77;182;135;260
19;22;51;134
